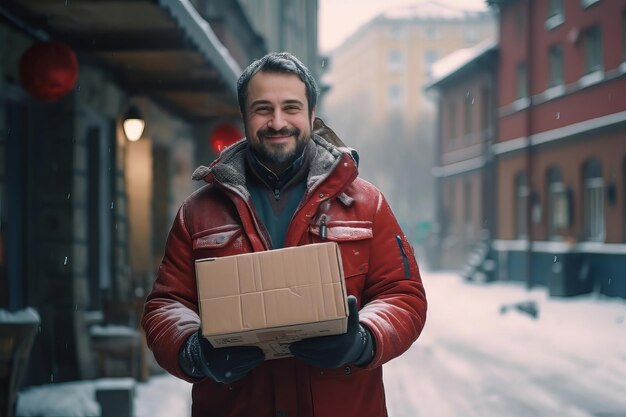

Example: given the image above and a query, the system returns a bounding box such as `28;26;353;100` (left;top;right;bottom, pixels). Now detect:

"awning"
1;0;244;120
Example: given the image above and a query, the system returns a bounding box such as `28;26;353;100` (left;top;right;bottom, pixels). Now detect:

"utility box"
195;242;348;359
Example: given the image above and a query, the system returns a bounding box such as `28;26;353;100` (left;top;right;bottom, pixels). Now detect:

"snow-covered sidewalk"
15;271;626;417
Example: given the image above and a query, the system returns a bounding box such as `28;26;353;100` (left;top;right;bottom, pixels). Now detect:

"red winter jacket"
142;136;427;417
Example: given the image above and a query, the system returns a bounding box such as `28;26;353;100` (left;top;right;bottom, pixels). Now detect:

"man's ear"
310;107;316;126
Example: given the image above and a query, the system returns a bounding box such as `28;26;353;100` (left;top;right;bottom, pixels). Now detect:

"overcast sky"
318;0;490;53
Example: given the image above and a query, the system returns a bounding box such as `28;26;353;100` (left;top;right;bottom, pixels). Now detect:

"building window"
464;92;473;142
387;49;404;72
516;62;528;99
424;49;439;73
515;172;529;239
387;85;403;109
622;10;626;61
549;44;564;87
545;0;565;30
464;180;473;237
581;0;600;8
425;26;440;40
389;26;407;40
448;102;457;144
547;166;569;239
623;157;626;242
480;86;490;135
583;159;605;241
463;28;479;45
516;8;525;36
584;26;603;74
448;183;456;236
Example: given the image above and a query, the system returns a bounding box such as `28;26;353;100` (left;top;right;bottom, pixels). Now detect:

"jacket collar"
191;134;357;198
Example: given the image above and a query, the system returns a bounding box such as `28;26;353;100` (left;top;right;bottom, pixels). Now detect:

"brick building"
428;0;626;298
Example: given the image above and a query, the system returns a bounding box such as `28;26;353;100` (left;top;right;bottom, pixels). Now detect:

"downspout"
524;0;534;289
434;93;443;270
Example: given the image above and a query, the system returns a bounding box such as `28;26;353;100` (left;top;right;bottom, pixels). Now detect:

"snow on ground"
383;271;626;417
15;271;626;417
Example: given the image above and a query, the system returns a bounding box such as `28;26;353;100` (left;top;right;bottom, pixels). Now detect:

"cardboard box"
195;242;348;359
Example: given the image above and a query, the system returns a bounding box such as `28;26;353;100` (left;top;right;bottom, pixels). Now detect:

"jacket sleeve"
141;203;203;383
358;191;427;369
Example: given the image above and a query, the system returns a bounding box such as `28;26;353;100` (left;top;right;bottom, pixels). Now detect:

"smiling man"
142;52;428;417
244;71;312;171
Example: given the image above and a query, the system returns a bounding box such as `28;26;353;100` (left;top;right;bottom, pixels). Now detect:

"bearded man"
142;52;427;417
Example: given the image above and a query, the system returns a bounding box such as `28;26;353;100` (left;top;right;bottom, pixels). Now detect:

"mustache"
257;127;300;139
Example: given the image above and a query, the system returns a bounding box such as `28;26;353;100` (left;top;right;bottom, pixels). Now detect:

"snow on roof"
426;38;497;89
0;307;41;323
379;1;488;21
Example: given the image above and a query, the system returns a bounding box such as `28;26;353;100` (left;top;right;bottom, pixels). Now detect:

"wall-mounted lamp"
123;105;145;142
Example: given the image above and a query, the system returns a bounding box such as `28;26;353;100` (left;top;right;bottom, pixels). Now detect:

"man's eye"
284;106;301;113
255;107;271;114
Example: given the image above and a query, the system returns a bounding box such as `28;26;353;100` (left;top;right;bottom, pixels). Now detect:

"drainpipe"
524;0;534;289
434;93;443;270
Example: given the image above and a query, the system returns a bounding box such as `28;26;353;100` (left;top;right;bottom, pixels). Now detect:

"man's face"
244;71;315;172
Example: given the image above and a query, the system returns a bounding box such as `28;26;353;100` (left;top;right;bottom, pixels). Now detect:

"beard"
248;126;310;166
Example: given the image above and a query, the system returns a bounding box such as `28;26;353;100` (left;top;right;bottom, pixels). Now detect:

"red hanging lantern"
210;122;243;154
19;41;79;102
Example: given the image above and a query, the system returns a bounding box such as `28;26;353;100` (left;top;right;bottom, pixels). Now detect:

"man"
142;52;427;417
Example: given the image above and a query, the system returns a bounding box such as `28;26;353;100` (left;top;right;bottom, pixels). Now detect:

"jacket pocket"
192;225;249;259
309;221;372;296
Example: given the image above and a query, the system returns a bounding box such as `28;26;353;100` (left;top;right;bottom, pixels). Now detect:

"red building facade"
430;0;626;298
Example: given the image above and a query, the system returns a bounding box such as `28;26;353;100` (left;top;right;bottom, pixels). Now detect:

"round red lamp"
19;41;79;102
210;123;242;153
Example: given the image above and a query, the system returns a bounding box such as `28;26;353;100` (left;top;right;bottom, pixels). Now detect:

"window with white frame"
387;84;403;109
584;26;603;73
549;44;564;87
387;49;404;72
515;172;529;239
581;0;600;8
464;92;473;142
546;0;565;30
547;167;569;239
424;49;439;73
583;159;605;241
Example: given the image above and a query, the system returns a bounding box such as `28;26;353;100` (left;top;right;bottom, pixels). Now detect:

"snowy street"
17;271;626;417
384;272;626;417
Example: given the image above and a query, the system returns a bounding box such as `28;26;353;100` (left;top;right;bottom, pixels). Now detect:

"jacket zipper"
395;235;411;278
320;215;327;240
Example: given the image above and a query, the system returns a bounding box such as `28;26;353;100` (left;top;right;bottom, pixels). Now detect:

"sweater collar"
246;146;309;191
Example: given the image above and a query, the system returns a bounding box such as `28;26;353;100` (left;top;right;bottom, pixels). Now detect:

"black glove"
179;330;265;383
289;296;375;368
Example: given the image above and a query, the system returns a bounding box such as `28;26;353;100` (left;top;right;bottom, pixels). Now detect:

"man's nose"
268;110;287;130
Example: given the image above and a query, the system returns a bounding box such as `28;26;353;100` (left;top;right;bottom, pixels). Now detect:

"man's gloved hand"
289;296;375;368
179;330;265;384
